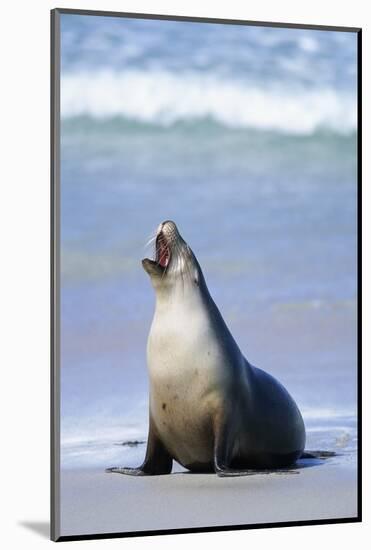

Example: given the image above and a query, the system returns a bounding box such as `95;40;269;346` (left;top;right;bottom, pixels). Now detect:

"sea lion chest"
147;303;225;466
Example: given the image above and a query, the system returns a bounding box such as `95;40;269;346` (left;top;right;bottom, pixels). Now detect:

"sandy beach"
60;455;357;537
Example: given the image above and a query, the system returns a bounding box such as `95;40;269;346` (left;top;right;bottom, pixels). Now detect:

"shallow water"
59;14;358;469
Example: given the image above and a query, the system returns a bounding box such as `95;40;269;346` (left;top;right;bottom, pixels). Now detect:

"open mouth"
155;232;171;269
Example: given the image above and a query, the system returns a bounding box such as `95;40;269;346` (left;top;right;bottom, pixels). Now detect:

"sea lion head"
142;220;202;293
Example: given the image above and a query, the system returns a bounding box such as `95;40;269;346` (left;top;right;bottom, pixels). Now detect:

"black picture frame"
51;7;362;542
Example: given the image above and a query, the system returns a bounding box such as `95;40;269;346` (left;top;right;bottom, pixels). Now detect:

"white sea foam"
61;69;356;135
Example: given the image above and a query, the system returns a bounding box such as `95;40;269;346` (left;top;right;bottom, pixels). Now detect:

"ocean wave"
61;69;356;135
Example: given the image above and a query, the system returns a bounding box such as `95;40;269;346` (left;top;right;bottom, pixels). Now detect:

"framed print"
51;8;361;542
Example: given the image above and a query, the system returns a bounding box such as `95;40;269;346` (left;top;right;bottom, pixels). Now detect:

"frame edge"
53;7;361;33
51;7;61;543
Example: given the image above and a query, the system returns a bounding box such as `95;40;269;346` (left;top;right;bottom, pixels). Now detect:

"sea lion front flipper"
106;415;173;476
106;466;149;476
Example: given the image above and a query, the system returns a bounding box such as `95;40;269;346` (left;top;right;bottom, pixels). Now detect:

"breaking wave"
61;69;357;135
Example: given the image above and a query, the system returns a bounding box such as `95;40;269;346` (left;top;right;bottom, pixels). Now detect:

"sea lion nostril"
161;221;180;241
162;220;177;231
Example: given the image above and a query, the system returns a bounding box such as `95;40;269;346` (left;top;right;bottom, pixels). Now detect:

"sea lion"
108;220;306;477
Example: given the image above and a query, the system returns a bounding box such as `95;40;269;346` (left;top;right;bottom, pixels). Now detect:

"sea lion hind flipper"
213;414;301;477
300;450;336;459
216;450;337;475
216;467;299;478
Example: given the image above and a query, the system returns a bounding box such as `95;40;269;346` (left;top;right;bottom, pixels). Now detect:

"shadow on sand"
175;451;337;476
18;521;49;539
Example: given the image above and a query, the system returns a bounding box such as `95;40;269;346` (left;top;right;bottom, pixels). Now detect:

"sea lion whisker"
145;235;157;247
144;240;156;254
144;230;158;249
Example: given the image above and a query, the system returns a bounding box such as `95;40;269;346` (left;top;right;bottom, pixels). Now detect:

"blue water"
59;14;358;469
